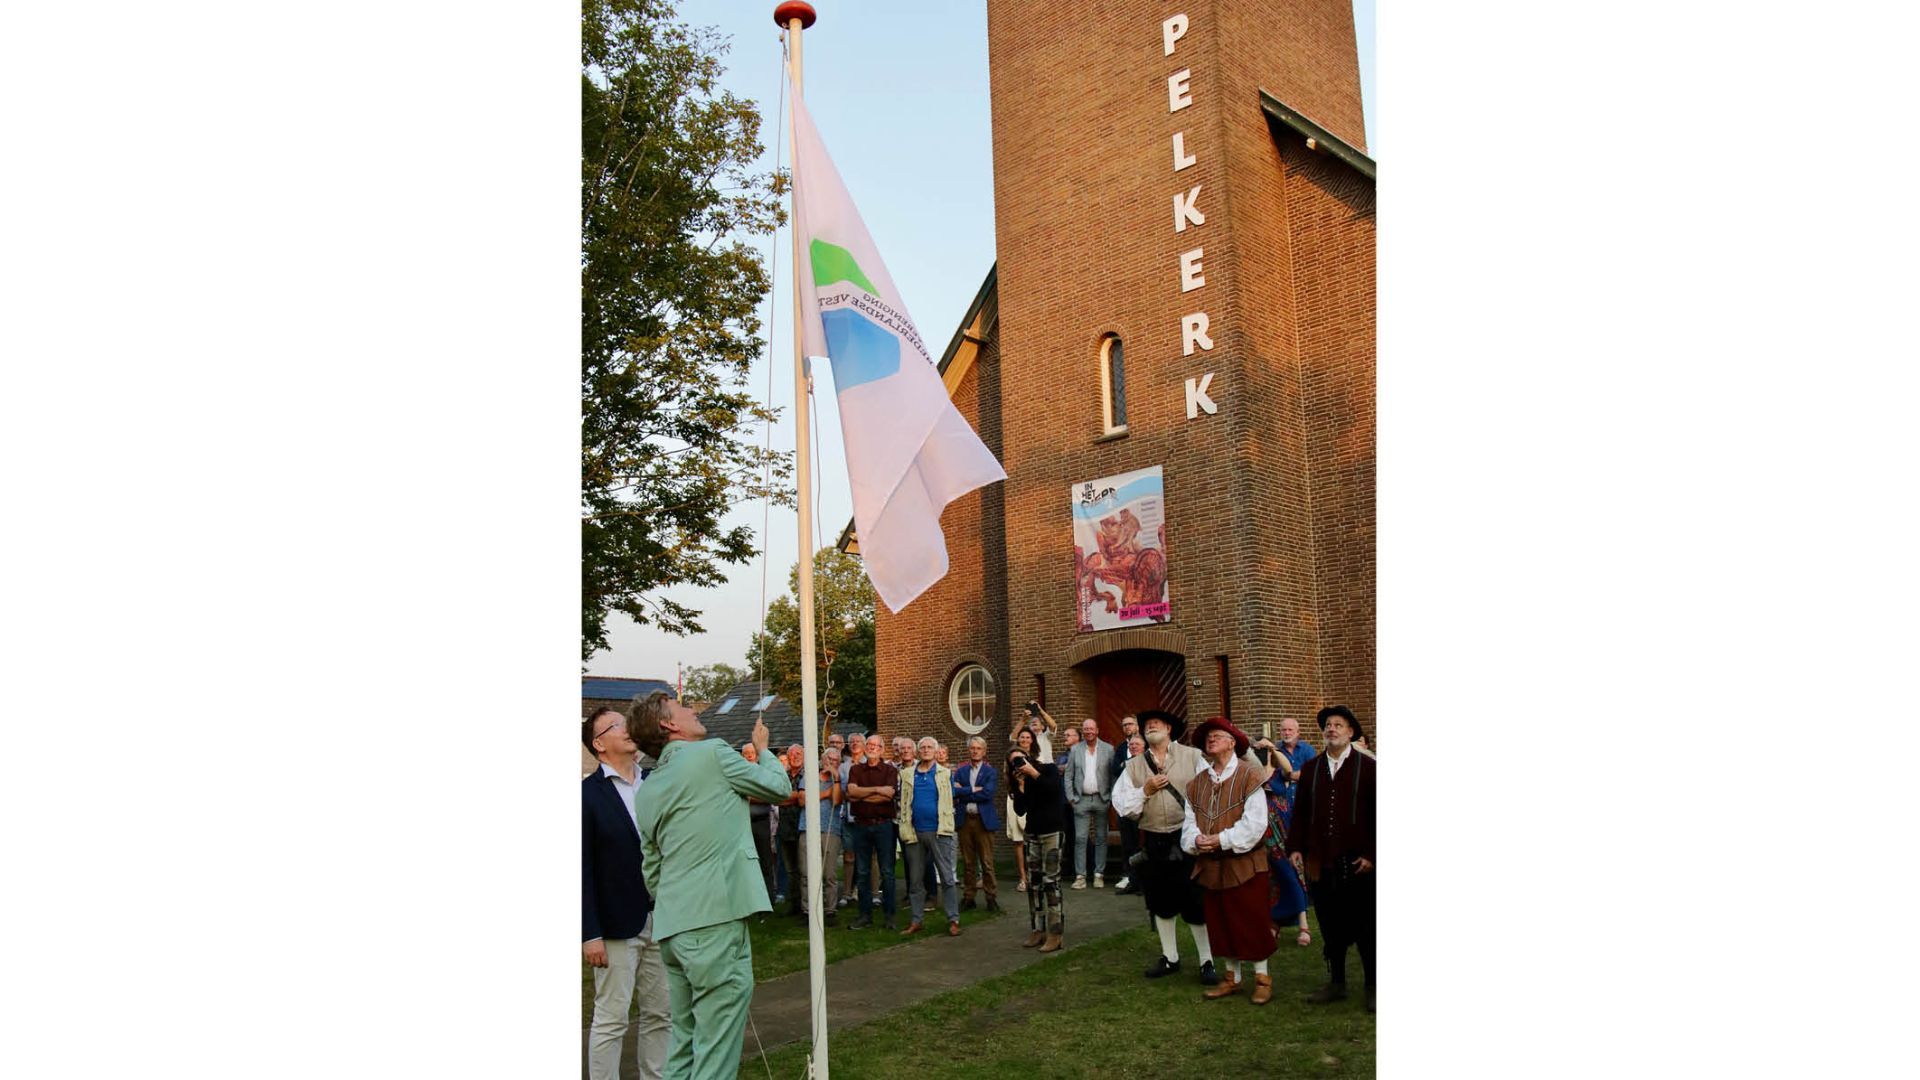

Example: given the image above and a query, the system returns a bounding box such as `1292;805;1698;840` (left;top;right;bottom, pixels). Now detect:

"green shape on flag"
810;239;878;294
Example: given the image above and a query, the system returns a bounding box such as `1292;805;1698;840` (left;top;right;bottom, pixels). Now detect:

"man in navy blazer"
951;735;1002;912
583;706;670;1080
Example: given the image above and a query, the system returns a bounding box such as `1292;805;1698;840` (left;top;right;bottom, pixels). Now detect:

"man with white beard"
1110;710;1219;985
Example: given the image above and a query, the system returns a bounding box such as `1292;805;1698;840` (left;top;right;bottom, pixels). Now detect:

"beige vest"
1125;742;1204;834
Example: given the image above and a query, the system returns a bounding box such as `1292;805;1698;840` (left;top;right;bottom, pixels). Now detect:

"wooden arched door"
1077;648;1188;748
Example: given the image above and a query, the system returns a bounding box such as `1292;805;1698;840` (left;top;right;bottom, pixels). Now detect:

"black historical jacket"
1284;749;1376;883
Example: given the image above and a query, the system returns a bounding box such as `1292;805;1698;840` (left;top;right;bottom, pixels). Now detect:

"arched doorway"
1073;648;1188;747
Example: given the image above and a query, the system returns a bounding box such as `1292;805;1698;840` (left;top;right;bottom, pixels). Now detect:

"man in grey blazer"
1065;717;1116;889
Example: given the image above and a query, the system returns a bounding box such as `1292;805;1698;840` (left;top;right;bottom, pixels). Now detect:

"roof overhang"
1259;89;1375;182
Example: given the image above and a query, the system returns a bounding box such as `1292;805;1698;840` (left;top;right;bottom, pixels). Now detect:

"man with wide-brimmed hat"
1111;709;1219;985
1287;704;1377;1012
1181;716;1277;1005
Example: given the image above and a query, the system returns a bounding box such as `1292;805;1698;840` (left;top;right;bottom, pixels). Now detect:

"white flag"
789;83;1006;613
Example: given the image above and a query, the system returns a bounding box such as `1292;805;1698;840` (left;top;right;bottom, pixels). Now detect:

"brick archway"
1066;625;1190;669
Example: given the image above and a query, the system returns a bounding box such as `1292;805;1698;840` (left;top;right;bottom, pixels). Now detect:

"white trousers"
588;934;670;1080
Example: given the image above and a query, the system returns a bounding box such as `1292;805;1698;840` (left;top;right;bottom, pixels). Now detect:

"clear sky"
589;0;1376;681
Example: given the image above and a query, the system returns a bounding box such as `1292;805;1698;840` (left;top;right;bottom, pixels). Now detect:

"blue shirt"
911;764;940;832
1266;740;1319;802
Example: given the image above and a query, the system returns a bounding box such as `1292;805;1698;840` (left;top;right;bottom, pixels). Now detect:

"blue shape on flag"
819;308;901;391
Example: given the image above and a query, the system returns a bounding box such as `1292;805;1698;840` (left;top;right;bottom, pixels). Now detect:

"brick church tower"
853;0;1374;765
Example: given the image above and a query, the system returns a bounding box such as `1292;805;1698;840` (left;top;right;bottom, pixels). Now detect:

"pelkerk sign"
1164;12;1219;422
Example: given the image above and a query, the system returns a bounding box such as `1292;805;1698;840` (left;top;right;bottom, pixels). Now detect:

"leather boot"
1203;972;1241;1000
1038;932;1064;953
1022;929;1046;948
1250;974;1273;1005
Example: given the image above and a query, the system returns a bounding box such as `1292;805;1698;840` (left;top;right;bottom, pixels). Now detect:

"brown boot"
1022;929;1046;948
1038;932;1064;953
1250;974;1273;1005
1203;971;1241;1000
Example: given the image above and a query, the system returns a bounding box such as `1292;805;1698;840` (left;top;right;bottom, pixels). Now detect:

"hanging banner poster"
1072;465;1170;631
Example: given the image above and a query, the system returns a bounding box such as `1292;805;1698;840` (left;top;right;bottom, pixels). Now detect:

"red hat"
1189;716;1250;757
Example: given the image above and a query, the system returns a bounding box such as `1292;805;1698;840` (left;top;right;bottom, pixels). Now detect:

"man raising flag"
787;76;1006;612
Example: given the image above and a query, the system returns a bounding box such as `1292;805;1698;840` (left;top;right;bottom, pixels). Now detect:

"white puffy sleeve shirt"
1111;763;1146;820
1179;754;1269;855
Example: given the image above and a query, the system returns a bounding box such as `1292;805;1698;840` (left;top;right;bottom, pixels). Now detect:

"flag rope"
754;32;790;702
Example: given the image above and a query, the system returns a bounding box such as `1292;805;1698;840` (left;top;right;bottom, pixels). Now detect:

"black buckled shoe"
1198;960;1220;986
1144;956;1181;979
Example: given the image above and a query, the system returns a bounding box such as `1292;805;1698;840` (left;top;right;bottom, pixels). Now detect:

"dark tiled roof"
582;676;673;702
698;678;810;752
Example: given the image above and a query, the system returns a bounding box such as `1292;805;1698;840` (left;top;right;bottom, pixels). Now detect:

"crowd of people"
581;690;1375;1079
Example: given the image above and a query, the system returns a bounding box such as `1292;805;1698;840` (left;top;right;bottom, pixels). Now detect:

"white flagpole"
776;3;829;1074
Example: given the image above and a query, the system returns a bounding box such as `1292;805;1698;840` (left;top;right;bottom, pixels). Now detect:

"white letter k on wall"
1185;373;1217;418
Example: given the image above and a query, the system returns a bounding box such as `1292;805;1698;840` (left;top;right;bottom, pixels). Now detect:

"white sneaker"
1093;873;1105;888
1071;876;1087;890
1115;876;1130;890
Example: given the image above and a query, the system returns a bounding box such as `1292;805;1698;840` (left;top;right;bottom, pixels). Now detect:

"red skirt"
1201;871;1276;962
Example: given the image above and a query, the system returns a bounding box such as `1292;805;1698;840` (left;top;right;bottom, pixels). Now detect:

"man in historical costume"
582;707;671;1080
629;691;794;1079
1182;716;1278;1005
1287;704;1377;1013
1110;709;1220;986
1008;726;1067;952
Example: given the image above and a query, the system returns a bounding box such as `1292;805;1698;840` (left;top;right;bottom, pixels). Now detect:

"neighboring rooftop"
582;676;674;702
699;677;807;751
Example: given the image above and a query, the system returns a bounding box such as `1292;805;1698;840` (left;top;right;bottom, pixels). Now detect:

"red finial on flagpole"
773;2;816;29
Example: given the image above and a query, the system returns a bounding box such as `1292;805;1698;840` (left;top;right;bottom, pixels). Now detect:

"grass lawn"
582;874;1009;1024
738;924;1376;1079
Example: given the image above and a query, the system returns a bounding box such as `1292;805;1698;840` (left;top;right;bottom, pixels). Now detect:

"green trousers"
658;918;755;1080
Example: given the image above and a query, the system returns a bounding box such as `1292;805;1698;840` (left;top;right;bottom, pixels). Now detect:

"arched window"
1099;335;1127;435
947;663;997;735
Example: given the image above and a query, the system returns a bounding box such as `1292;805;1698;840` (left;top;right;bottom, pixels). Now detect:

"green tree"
682;661;748;703
582;0;792;660
748;547;877;735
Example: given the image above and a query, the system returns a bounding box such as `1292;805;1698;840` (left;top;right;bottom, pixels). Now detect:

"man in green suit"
630;691;793;1080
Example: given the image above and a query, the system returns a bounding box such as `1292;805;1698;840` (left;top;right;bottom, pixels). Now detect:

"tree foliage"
748;547;877;735
682;661;748;703
582;0;792;660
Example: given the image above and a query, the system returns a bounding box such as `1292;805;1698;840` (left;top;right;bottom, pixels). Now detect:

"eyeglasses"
592;720;626;741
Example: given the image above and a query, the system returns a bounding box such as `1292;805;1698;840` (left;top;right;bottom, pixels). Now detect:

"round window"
946;663;997;735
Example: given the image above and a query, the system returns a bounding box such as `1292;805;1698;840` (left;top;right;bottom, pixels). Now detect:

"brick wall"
870;0;1373;770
